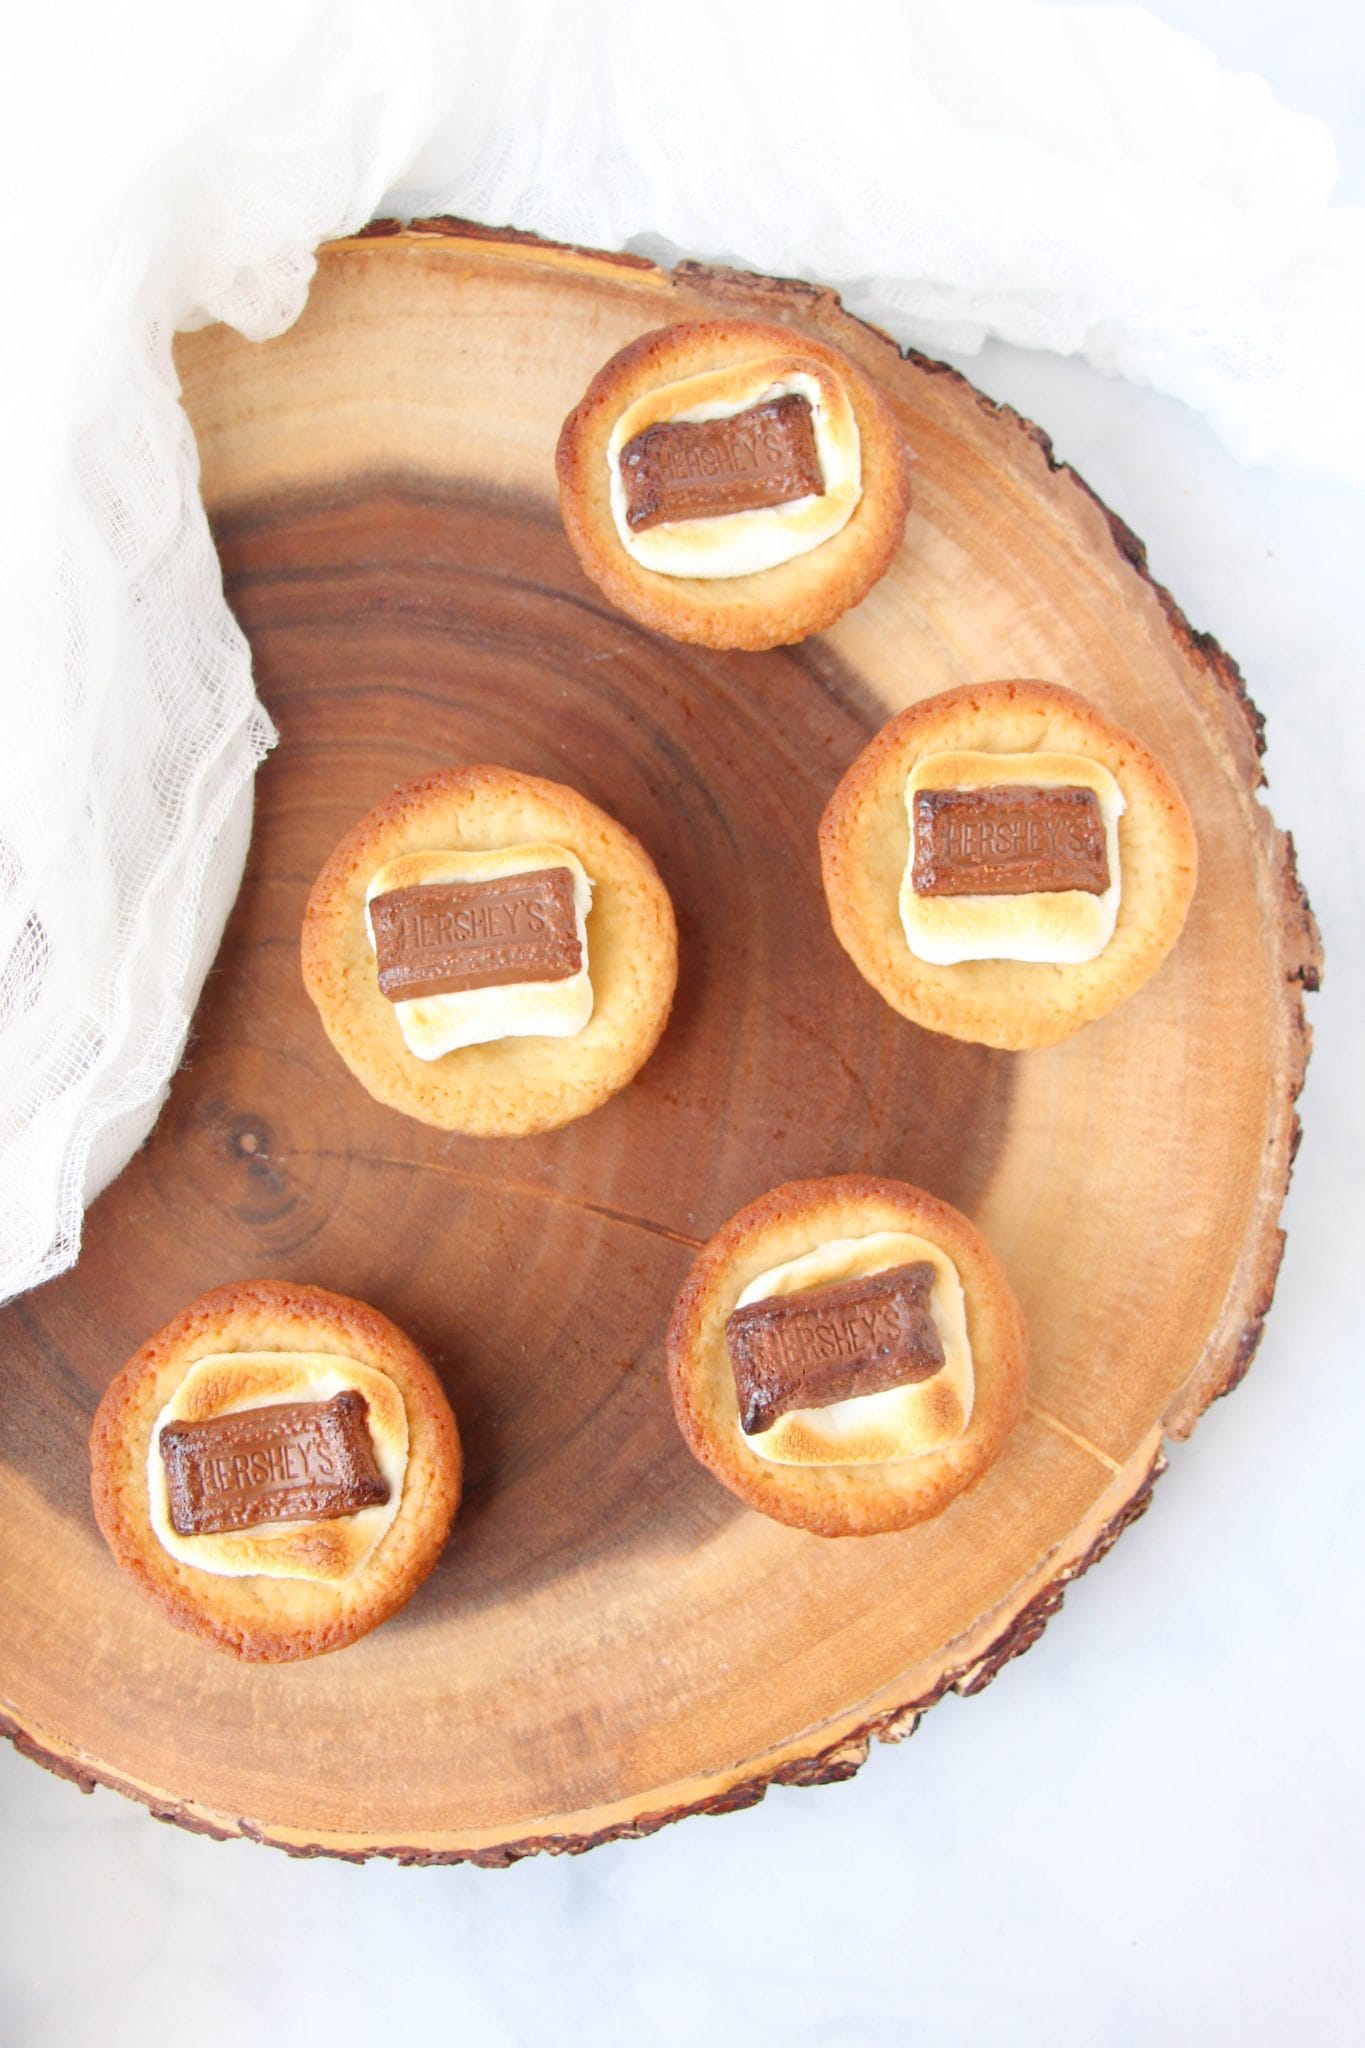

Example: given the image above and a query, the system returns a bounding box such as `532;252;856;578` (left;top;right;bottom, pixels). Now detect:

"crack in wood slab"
295;1146;706;1251
1024;1401;1121;1475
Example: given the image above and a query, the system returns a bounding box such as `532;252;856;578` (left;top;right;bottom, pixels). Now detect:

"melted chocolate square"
159;1390;389;1536
911;784;1109;897
370;866;581;1002
726;1261;945;1437
620;392;824;532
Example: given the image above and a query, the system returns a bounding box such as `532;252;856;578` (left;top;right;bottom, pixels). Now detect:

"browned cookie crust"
89;1280;462;1662
302;765;678;1135
667;1176;1027;1537
555;319;911;650
819;680;1198;1049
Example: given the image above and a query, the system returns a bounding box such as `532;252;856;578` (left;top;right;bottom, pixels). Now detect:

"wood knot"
228;1117;273;1170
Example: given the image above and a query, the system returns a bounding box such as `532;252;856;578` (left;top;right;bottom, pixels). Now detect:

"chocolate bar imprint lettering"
912;784;1110;898
159;1390;389;1537
726;1262;944;1437
371;867;581;1002
621;393;824;532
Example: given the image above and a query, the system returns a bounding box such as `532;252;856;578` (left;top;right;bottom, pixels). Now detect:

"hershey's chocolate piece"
912;784;1109;898
726;1261;944;1437
620;392;824;532
159;1390;389;1537
370;867;581;1003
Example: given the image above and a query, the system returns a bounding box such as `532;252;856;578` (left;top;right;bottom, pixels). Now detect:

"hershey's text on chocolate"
371;867;581;1002
912;784;1109;897
620;393;824;532
159;1390;389;1536
726;1261;945;1436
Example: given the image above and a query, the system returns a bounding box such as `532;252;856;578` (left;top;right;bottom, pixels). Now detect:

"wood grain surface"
0;222;1320;1863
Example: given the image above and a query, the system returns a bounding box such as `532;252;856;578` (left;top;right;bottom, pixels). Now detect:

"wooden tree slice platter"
0;223;1320;1864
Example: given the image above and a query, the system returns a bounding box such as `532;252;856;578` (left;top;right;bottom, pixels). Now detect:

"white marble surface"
3;6;1363;2043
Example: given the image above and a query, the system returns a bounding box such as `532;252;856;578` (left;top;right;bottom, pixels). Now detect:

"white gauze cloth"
1;0;1361;1302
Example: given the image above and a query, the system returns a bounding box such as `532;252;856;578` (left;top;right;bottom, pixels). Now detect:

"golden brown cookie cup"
555;319;911;651
89;1280;461;1663
302;766;678;1136
819;680;1197;1050
666;1176;1027;1537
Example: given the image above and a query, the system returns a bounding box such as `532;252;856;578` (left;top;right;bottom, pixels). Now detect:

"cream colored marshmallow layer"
148;1351;408;1582
734;1231;973;1468
607;356;861;578
364;843;594;1059
900;750;1126;966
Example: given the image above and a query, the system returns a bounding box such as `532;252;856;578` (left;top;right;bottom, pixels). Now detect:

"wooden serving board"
0;223;1320;1864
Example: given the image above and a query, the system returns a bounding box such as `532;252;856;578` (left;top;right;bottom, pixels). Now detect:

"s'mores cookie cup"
667;1177;1027;1537
819;680;1197;1050
302;766;678;1135
555;319;911;651
89;1281;462;1662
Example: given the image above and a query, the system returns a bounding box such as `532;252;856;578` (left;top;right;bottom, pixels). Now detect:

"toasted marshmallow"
607;355;861;579
365;843;594;1059
148;1351;408;1583
735;1231;972;1467
900;750;1126;966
